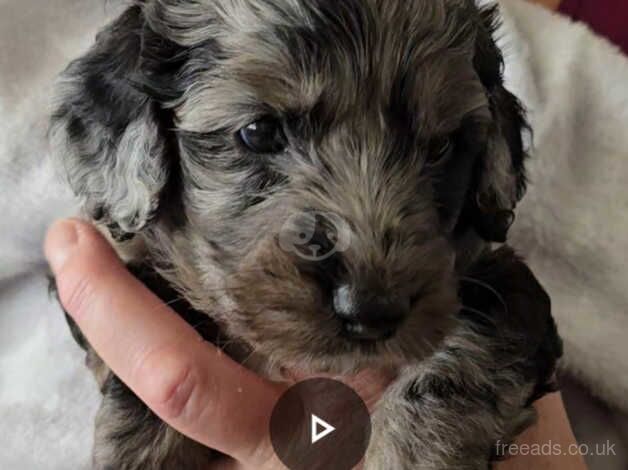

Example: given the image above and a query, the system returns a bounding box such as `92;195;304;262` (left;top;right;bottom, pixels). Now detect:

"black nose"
332;285;409;341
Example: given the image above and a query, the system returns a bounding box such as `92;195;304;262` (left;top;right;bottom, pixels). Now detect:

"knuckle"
135;345;211;423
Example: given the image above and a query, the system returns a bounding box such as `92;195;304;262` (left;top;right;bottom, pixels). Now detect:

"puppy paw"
460;246;563;403
365;246;563;469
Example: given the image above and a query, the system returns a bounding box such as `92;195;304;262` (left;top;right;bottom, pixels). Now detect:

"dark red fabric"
559;0;628;55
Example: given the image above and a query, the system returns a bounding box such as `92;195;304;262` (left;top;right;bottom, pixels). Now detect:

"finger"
45;219;282;467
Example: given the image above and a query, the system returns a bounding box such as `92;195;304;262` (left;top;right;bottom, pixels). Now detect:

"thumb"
46;219;284;468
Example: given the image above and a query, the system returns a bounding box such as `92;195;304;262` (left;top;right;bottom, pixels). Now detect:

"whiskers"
459;305;494;324
459;276;508;314
163;296;185;308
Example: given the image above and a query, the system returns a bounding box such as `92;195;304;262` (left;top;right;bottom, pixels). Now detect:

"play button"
270;378;372;470
311;414;335;444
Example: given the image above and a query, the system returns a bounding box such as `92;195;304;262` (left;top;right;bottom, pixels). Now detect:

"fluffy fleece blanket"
1;0;627;468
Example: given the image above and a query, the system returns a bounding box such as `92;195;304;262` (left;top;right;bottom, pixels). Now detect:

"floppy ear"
50;5;181;240
466;5;529;243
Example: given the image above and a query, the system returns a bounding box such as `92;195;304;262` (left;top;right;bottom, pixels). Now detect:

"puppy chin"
280;366;399;400
265;349;404;381
240;314;453;381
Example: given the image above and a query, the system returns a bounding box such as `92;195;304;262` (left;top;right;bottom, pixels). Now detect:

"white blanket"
1;1;627;468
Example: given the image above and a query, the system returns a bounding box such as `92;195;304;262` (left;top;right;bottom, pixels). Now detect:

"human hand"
45;219;583;470
496;393;588;470
45;219;392;470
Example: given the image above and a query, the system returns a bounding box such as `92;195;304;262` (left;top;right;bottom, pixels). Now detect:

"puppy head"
51;0;528;373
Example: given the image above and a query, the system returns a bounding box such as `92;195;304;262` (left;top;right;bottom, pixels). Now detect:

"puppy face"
51;0;528;374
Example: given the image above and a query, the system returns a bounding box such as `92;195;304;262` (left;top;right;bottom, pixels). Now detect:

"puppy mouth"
340;319;398;343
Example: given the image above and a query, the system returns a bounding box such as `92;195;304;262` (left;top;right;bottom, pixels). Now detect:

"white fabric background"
0;2;122;469
0;1;627;468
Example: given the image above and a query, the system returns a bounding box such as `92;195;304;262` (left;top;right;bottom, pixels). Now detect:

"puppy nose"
332;285;409;340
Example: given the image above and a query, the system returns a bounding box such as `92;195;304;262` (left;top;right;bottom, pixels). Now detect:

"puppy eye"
237;116;287;154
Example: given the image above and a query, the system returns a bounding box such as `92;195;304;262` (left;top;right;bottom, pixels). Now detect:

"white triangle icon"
311;414;336;444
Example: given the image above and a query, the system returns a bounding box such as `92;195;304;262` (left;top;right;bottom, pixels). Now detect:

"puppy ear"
50;6;178;240
468;6;528;243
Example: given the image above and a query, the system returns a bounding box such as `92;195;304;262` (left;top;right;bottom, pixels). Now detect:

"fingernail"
45;219;79;272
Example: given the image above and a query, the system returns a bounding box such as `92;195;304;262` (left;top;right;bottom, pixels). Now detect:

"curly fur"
49;1;560;468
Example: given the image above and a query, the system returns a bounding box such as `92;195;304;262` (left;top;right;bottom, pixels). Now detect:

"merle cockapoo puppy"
49;1;562;468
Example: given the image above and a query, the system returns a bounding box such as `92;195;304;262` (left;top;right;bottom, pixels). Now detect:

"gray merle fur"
50;1;561;468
